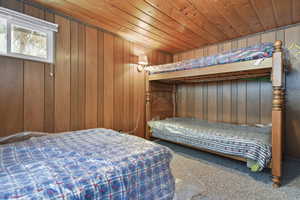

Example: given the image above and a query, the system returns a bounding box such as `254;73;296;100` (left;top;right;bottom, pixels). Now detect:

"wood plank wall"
174;28;300;158
0;0;172;138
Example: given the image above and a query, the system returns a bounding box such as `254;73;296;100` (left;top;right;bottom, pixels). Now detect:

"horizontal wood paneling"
174;28;300;158
0;0;172;138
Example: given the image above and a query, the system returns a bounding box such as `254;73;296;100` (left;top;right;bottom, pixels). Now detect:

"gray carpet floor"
155;140;300;200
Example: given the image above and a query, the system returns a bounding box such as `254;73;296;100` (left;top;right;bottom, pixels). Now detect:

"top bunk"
146;41;282;83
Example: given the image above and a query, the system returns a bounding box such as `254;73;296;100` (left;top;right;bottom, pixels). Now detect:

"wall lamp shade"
137;55;148;72
138;55;148;65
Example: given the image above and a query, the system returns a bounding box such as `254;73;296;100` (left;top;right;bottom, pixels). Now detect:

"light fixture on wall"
137;54;148;72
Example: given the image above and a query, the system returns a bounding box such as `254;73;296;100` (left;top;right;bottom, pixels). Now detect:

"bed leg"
272;176;281;188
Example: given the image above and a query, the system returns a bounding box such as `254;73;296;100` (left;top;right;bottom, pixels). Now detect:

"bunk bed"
145;41;285;187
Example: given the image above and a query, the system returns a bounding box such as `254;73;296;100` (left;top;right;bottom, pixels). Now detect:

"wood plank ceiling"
31;0;298;53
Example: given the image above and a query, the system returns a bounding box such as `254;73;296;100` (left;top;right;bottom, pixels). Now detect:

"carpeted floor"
155;140;300;200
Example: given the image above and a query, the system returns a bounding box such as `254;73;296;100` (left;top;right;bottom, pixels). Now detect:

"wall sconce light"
137;54;148;72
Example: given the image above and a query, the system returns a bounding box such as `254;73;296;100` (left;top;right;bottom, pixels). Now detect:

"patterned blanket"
0;129;175;200
146;43;274;74
148;118;272;169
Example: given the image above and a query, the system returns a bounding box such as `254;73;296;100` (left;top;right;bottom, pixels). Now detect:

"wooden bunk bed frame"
145;41;285;187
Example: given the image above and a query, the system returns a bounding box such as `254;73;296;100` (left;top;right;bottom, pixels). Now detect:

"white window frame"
0;7;58;63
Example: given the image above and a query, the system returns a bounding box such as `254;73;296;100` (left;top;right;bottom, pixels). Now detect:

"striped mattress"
148;118;272;169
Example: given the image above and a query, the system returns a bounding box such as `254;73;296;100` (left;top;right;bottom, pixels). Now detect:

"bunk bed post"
145;74;152;139
271;40;284;188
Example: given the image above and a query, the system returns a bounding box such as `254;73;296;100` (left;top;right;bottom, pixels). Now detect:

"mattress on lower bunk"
148;118;272;169
146;42;274;74
0;129;175;200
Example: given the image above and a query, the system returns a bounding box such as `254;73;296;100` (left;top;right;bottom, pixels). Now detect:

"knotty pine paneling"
0;0;172;138
174;28;300;158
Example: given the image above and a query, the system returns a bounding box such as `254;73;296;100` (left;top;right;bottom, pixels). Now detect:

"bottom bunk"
148;118;272;171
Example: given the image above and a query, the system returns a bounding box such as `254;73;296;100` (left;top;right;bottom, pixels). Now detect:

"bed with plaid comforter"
148;118;272;169
0;129;175;200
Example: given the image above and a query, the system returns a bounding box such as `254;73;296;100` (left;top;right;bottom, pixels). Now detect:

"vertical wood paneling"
129;42;135;131
55;15;71;132
77;23;86;130
24;61;45;131
207;82;218;122
137;70;146;137
70;21;79;130
44;11;55;132
237;39;247;124
246;35;261;124
113;37;124;131
222;81;232;123
207;45;218;122
23;4;45;131
123;40;131;131
97;31;104;128
194;84;203;119
237;80;247;124
85;27;98;129
231;81;238;123
186;84;195;117
202;83;208;120
103;33;114;129
0;58;24;136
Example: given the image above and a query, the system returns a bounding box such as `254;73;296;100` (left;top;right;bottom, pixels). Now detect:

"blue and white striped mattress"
0;129;175;200
146;43;274;74
148;118;272;169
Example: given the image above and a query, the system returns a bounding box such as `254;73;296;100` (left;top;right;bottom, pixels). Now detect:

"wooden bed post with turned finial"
145;73;150;139
271;40;285;188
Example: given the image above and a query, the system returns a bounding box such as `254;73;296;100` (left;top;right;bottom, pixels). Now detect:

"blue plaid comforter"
0;129;175;200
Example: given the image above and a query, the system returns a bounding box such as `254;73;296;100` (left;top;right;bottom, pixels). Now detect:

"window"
0;18;6;54
0;7;58;63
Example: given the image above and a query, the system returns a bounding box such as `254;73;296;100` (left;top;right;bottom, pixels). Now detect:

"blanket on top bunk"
146;42;274;74
148;118;272;169
0;129;175;200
